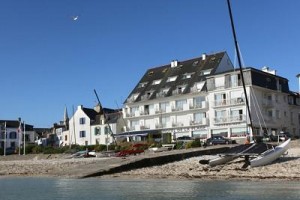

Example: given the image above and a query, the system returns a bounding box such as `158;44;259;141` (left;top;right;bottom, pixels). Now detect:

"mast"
227;0;254;134
94;89;117;145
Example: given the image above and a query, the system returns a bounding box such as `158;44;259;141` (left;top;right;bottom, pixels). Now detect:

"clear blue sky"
1;0;299;128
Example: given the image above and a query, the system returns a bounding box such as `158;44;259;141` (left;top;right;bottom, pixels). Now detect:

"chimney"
171;60;178;68
202;53;206;61
262;66;276;75
297;74;300;94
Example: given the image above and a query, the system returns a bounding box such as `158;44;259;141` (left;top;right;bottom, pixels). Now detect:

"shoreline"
1;140;300;181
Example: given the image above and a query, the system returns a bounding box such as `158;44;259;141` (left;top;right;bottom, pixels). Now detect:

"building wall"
68;105;92;146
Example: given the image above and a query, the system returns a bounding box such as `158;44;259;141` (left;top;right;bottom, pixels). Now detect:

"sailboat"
200;0;290;167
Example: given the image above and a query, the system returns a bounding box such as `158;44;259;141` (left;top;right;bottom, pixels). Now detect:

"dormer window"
128;93;139;102
156;87;170;98
167;76;177;82
152;79;162;85
200;69;212;76
182;73;193;79
138;82;148;88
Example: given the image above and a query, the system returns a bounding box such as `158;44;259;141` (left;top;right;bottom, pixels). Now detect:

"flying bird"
72;16;79;21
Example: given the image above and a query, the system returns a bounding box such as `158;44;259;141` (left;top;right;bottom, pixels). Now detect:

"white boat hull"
209;155;238;167
250;139;291;167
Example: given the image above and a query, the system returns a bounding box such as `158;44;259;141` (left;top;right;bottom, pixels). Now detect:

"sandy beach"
1;140;300;180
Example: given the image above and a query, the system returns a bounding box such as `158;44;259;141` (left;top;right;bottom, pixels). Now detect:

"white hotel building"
122;52;300;142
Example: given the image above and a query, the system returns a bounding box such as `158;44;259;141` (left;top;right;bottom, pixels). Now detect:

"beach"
1;140;300;180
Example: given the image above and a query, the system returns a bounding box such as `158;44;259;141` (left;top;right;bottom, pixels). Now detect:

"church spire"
64;106;69;129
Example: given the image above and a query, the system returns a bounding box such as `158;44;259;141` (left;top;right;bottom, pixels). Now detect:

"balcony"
190;118;208;126
155;109;166;114
172;122;184;127
214;114;246;124
140;125;150;130
213;98;245;107
155;123;167;129
189;101;207;110
171;106;184;112
139;110;149;116
262;99;275;107
125;112;136;117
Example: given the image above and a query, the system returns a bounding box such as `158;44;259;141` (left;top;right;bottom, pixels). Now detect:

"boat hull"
250;139;291;167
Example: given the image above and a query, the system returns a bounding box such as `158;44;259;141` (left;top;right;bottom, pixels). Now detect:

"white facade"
66;105;121;146
123;53;300;142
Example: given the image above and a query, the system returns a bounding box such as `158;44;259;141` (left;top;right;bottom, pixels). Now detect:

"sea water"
0;177;300;200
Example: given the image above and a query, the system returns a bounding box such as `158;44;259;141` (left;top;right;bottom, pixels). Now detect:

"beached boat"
250;138;290;167
208;143;256;167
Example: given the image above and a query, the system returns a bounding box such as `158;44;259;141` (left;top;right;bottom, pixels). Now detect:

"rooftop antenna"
227;0;253;134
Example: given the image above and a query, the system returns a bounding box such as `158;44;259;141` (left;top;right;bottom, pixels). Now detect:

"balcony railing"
262;99;275;107
125;112;136;117
140;125;150;130
172;122;184;127
155;123;167;129
190;118;208;126
213;98;245;107
139;110;149;116
155;109;166;114
214;114;246;124
189;101;207;109
171;106;184;112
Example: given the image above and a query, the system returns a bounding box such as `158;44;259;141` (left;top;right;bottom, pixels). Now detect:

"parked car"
205;136;236;145
176;136;194;142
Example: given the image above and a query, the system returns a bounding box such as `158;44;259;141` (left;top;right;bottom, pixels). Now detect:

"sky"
1;0;299;128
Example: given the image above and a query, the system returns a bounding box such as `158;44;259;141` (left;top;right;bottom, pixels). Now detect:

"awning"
114;130;158;138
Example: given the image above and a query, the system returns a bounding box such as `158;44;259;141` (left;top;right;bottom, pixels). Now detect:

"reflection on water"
0;177;300;200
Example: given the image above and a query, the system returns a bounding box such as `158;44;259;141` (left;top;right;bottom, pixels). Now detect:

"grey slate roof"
125;52;226;103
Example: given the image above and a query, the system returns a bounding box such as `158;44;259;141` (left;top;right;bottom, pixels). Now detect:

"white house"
67;105;124;146
0;120;36;151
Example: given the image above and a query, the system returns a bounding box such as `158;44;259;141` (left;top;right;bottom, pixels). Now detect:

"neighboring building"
0;120;36;150
34;128;52;146
206;66;300;141
67;104;125;146
122;52;300;143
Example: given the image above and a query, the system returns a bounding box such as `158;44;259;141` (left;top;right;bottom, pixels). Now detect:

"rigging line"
251;87;268;133
115;100;129;132
250;89;263;133
227;0;254;133
94;89;118;145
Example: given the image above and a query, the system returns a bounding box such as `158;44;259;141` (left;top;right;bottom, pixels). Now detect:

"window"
138;82;148;88
175;99;187;110
194;112;206;123
161;116;170;127
79;118;85;124
193;96;205;108
215;76;225;89
159;102;168;112
182;73;193;79
95;127;101;135
105;126;109;135
65;135;68;141
167;76;177;82
79;131;86;138
152;79;162;85
9;132;17;139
